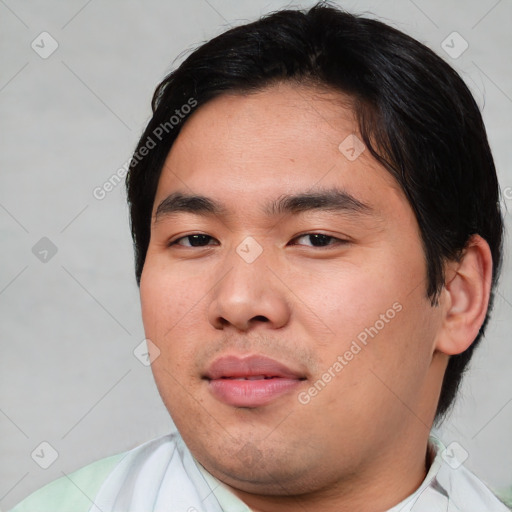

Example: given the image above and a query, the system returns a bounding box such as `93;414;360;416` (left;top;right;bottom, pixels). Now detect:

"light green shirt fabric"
10;453;123;512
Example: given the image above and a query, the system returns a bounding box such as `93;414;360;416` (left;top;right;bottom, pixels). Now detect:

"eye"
169;234;218;247
291;233;347;248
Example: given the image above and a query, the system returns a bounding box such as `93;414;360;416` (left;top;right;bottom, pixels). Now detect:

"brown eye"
292;234;346;247
170;234;217;247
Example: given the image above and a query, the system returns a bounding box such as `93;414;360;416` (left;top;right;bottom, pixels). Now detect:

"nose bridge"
208;238;290;330
225;234;273;286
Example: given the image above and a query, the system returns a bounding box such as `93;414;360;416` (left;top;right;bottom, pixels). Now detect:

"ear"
435;235;493;356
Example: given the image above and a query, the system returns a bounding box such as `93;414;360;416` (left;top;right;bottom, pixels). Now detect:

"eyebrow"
154;192;228;222
266;188;372;217
154;188;373;223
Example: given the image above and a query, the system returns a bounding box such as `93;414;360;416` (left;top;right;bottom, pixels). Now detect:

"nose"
207;250;291;331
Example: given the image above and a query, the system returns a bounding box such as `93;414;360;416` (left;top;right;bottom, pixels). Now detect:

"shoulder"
428;435;511;511
440;463;511;510
10;434;182;512
10;449;132;512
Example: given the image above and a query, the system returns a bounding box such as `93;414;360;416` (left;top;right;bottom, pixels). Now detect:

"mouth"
203;355;306;408
218;376;284;380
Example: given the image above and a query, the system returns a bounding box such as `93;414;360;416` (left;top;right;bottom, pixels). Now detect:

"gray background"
1;0;511;509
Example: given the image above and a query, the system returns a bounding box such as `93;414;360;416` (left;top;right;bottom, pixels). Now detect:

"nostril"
252;315;269;322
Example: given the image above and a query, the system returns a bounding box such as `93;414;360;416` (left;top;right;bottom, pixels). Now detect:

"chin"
185;430;332;496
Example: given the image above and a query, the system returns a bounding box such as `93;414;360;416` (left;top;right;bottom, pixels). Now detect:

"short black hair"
126;2;503;421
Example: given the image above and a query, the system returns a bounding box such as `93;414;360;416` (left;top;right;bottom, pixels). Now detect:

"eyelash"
168;233;348;248
168;234;217;248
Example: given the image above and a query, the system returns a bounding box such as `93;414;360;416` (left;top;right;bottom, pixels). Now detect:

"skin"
139;83;492;511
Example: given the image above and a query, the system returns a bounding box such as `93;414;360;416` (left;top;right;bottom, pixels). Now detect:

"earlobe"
435;235;493;356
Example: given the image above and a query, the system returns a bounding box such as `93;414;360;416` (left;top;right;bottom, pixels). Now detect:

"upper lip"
203;354;306;380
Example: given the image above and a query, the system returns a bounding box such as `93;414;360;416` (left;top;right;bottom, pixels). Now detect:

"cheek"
139;260;207;352
299;259;405;344
140;264;206;411
141;254;201;312
301;246;432;382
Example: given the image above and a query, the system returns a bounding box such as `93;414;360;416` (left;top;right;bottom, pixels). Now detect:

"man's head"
125;2;502;503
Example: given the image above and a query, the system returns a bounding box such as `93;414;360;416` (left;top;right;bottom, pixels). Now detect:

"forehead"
153;83;404;218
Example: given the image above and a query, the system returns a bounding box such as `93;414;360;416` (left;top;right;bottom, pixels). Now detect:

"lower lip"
208;378;302;407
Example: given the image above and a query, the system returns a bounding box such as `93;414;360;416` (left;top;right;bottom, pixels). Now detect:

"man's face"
140;84;445;495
